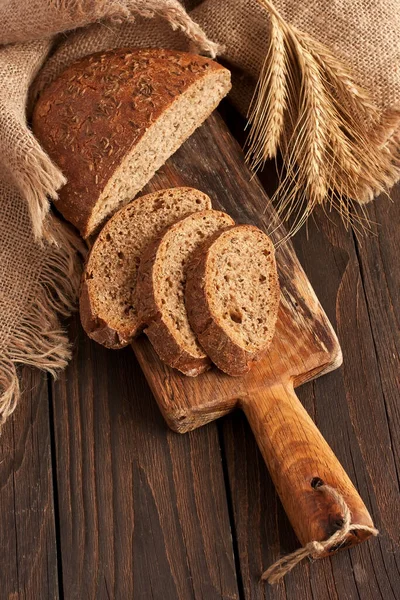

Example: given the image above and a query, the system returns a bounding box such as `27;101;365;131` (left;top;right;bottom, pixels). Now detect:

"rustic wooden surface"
1;104;399;599
133;112;374;554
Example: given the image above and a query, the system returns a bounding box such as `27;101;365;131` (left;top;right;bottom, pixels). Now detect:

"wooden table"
1;106;399;599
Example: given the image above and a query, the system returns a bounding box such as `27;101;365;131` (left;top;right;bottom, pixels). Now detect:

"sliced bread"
185;225;280;376
32;48;231;238
136;210;235;376
80;187;211;349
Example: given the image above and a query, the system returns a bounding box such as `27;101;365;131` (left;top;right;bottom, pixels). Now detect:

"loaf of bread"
136;210;235;376
185;225;280;376
32;48;231;238
80;187;211;349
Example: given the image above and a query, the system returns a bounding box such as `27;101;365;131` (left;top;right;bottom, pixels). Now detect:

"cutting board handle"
241;380;376;555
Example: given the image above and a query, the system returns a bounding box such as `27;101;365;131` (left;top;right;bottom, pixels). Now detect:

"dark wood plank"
219;157;400;598
292;203;400;600
0;366;59;599
51;316;239;600
351;188;400;492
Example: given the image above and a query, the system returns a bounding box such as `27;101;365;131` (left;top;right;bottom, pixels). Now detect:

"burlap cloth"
0;0;399;424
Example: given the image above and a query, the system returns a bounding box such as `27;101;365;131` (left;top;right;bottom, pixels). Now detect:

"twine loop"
262;484;379;584
308;540;324;557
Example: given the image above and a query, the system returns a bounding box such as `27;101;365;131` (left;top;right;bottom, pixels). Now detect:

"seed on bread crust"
32;48;231;237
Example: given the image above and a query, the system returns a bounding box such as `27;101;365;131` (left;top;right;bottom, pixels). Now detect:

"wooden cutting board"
132;112;375;555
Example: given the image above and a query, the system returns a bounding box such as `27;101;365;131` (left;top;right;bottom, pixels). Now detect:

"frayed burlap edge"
0;219;85;427
15;141;67;239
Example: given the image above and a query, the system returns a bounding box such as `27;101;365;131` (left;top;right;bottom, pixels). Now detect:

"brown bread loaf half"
185;225;280;376
136;210;235;376
80;187;211;349
32;48;231;238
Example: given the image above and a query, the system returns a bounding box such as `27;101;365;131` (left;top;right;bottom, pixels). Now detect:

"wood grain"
0;367;59;599
51;316;239;599
242;383;373;550
133;112;374;553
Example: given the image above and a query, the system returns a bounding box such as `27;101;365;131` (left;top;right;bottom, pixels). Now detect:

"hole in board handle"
311;477;324;489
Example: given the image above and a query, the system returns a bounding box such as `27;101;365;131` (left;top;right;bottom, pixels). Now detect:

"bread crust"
136;232;211;377
32;48;229;237
185;225;280;376
80;278;130;349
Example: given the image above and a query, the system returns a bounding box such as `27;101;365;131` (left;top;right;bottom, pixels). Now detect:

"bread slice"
136;210;235;376
80;187;211;349
185;225;280;376
32;48;231;238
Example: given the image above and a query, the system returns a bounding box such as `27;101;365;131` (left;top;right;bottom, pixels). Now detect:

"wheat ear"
247;0;400;235
297;30;378;120
246;14;287;169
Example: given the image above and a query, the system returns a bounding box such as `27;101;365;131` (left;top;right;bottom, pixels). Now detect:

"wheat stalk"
247;0;400;236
